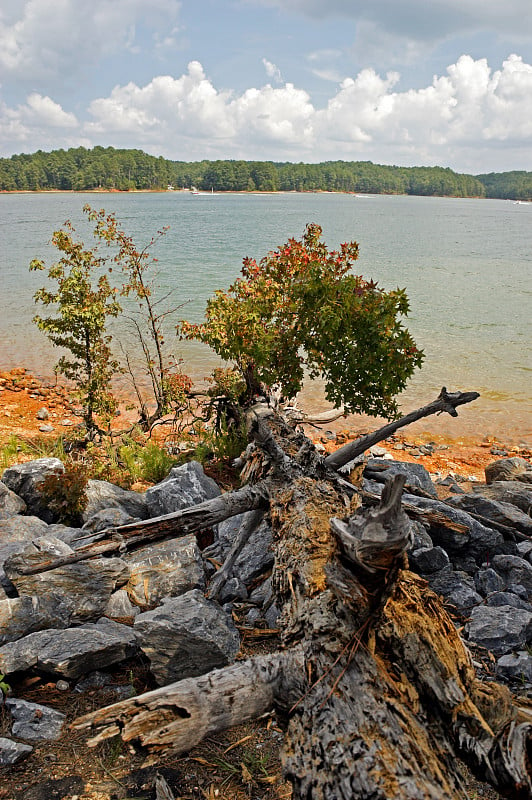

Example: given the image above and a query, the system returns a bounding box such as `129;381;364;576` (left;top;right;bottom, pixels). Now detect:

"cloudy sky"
1;0;531;172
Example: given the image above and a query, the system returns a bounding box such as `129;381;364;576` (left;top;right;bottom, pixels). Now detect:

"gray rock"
497;651;532;682
1;457;64;521
408;520;433;552
45;523;85;547
517;541;532;562
466;605;532;655
364;459;438;498
218;577;248;603
490;555;532;598
428;569;476;599
6;698;65;741
216;514;274;585
444;584;483;616
0;618;139;679
485;592;532;610
0;480;26;519
145;460;221;518
36;407;49;420
82;507;140;534
0;515;49;594
0;736;33;765
264;603;280;629
409;546;450;574
83;479;148;523
124;534;205;607
0;594;71;644
402;494;508;566
105;589;140;621
134;589;240;685
5;537;130;623
475;567;505;596
447;493;532;536
485;457;531;484
474;481;532;515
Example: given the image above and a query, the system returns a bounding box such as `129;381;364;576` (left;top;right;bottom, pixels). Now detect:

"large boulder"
0;594;71;645
447;493;532;536
364;459;438;498
134;589;240;685
490;555;532;598
0;618;139;679
1;458;64;522
5;536;130;623
83;479;148;523
466;605;532;655
473;481;532;515
124;535;205;607
0;515;49;594
485;457;531;485
145;461;221;518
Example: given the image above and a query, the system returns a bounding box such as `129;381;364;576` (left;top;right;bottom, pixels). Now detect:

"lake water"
0;191;530;443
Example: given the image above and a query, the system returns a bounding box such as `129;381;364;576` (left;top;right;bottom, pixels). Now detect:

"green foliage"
30;222;121;434
136;441;176;483
0;673;11;700
38;462;89;525
0;145;497;197
181;224;423;419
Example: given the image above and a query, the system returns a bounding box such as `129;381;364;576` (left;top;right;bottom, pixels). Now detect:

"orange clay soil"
0;367;530;482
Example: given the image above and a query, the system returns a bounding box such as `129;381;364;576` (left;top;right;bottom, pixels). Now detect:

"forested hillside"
0;145;528;199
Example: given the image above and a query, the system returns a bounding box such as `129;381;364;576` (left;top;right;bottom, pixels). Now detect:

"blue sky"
1;0;531;172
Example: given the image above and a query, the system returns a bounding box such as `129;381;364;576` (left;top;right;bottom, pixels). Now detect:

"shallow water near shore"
0;191;530;443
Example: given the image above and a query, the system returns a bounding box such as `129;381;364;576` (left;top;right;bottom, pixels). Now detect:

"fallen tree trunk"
73;414;532;799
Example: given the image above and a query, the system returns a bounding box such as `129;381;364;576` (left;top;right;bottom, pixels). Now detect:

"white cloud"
262;59;282;84
1;55;531;171
0;0;181;82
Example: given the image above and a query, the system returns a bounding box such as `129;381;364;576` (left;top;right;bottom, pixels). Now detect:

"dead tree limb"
17;482;270;576
325;386;480;470
72;427;532;799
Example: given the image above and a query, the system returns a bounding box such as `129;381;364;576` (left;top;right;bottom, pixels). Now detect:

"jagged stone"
133;589;240;686
485;592;532;610
409;546;450;574
6;698;65;741
473;481;532;515
105;589;140;621
5;537;130;622
218;576;248;603
0;736;33;765
124;535;205;607
0;515;49;594
216;513;274;585
490;554;532;598
447;493;532;536
475;567;505;596
82;506;140;534
83;479;148;523
145;460;221;518
0;618;139;679
466;605;532;655
497;651;532;682
402;494;509;566
0;594;71;644
364;458;438;498
408;520;433;552
1;457;64;522
485;457;531;485
0;480;26;519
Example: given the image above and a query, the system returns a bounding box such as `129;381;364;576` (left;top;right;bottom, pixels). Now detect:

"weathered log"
74;650;301;760
325;386;480;469
72;437;532;798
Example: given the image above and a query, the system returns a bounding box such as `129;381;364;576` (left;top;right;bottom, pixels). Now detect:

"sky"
0;0;531;173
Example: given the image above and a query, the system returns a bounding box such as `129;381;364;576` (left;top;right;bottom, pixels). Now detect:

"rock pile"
0;449;530;766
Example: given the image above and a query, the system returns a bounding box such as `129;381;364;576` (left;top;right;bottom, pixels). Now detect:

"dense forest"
0;146;530;199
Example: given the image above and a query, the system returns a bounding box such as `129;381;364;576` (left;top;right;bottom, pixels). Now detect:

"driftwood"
72;406;532;799
325;386;479;469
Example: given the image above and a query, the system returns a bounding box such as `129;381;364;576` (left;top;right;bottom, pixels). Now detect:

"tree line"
0;145;530;199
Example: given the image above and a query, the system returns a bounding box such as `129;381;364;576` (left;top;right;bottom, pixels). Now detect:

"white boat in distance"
191;186;216;196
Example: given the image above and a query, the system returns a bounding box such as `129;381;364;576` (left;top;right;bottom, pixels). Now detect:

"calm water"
0;191;530;442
